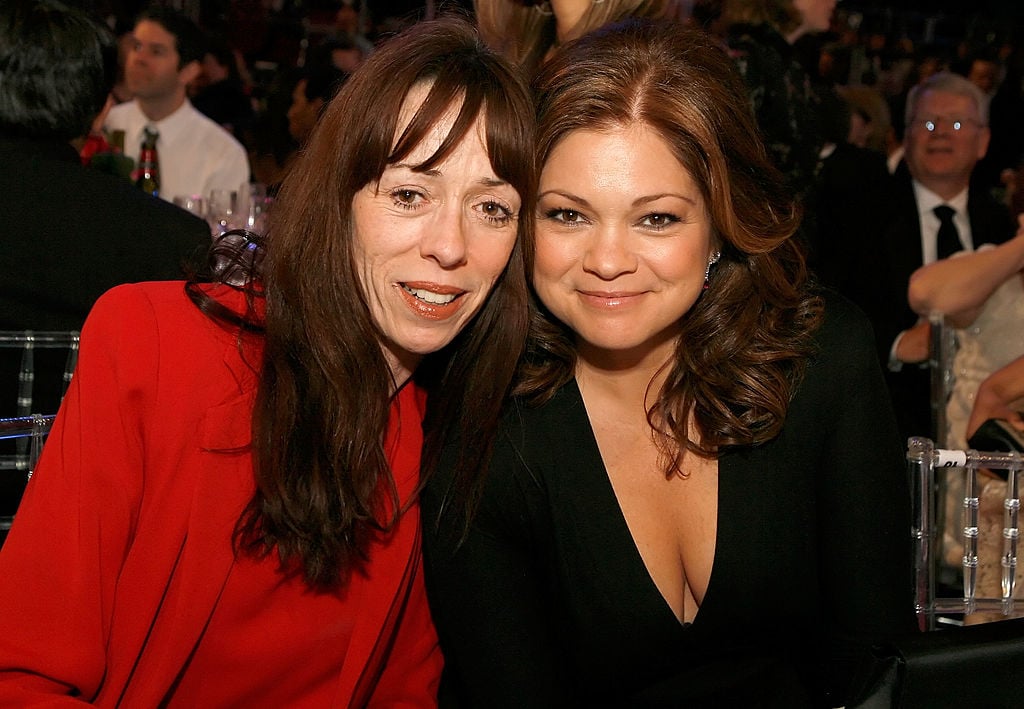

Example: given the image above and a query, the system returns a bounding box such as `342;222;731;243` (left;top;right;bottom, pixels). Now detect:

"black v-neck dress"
422;296;915;707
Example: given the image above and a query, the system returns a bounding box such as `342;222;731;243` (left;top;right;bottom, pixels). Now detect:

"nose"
420;204;468;269
581;224;637;280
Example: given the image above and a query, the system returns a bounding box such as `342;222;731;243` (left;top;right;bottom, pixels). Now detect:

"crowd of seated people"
3;0;1024;703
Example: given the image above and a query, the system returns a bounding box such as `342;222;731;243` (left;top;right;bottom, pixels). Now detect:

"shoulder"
87;282;243;354
184;103;247;157
499;382;587;453
87;169;210;237
888;166;917;209
799;291;884;394
83;283;259;403
814;291;875;344
88;282;205;336
70;171;211;263
432;381;585;499
967;185;1015;245
817;290;876;348
104;100;141;127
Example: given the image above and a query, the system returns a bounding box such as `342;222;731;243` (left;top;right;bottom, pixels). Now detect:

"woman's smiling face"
533;122;715;365
351;83;522;381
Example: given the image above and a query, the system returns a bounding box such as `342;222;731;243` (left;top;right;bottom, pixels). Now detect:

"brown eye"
474;200;513;226
546;209;581;223
639;213;681;231
389;188;425;210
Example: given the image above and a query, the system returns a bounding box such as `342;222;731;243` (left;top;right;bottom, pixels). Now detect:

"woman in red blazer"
0;11;534;707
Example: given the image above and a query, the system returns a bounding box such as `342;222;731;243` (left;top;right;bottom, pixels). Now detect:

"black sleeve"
421;409;577;708
812;296;918;704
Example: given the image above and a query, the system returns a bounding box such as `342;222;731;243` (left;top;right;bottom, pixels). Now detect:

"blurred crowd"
77;0;474;192
66;1;1024;217
34;2;1005;201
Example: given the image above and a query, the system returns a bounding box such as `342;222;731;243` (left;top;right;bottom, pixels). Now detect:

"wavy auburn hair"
521;20;822;469
216;16;534;589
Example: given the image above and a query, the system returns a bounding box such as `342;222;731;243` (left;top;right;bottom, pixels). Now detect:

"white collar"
912;180;969;217
139;99;196;146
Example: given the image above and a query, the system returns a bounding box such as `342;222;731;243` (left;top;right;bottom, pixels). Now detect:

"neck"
136;92;186;123
920;177;969;203
383;349;420;395
574;338;677;411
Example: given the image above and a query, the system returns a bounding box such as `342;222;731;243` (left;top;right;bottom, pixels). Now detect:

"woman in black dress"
423;20;913;707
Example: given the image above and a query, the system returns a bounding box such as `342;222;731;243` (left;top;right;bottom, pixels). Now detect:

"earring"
703;251;721;291
534;1;553;15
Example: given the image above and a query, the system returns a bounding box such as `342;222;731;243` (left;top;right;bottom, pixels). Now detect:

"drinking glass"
172;195;206;218
207;189;238;235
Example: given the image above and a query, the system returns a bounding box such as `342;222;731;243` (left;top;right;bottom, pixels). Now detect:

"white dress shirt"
912;181;972;264
889;183;972;370
105;99;250;203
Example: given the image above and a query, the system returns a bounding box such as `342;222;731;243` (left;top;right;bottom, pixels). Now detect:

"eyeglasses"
912;116;983;133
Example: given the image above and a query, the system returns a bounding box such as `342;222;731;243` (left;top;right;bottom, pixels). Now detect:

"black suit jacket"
0;134;211;523
857;164;1015;440
0;134;211;333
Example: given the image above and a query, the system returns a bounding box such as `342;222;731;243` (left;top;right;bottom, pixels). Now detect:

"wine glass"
172;195;206;219
239;182;271;233
207;189;238;236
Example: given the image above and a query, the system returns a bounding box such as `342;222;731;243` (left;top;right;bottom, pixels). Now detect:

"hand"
967;390;1024;440
895;320;930;364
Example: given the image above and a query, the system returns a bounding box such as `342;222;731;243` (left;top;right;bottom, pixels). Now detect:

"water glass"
172;195;206;218
207;189;238;235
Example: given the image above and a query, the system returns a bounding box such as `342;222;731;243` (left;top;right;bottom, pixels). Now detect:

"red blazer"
0;282;441;707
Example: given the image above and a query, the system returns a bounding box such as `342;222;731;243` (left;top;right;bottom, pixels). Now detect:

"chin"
397;331;459;357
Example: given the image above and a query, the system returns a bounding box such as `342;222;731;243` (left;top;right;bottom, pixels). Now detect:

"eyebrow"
537;189;696;207
388;163;511;188
133;38;172;50
633;192;697;207
537;190;592;209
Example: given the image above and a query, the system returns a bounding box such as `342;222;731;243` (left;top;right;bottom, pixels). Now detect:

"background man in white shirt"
105;6;250;204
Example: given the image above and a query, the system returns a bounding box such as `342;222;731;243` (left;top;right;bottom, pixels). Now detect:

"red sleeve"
0;284;157;704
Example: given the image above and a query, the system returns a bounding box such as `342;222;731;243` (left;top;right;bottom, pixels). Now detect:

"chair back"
0;331;76;541
927;312;956;449
855;616;1024;708
0;330;80;417
908;437;1023;630
0;414;54;535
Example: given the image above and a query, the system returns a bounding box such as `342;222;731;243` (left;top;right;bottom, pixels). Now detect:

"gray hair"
905;71;990;127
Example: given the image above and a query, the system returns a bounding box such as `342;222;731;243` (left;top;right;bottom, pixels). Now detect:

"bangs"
385;63;534;200
389;76;483;171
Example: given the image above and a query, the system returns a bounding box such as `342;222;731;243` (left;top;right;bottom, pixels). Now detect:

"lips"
577;289;644;308
398;282;467;320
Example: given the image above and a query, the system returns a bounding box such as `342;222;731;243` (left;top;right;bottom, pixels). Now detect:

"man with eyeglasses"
862;72;1015;443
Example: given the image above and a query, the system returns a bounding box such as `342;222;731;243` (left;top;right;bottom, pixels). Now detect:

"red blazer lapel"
340;523;423;708
337;384;427;707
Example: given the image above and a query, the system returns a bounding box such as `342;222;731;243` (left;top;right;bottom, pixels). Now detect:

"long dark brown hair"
190;16;535;589
521;20;822;471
